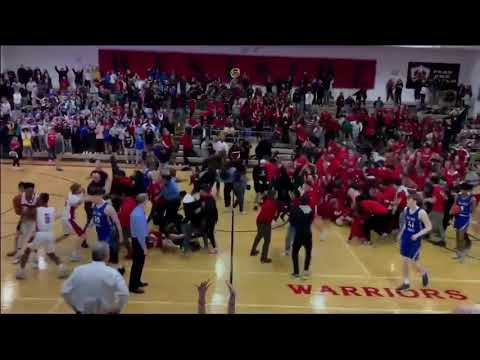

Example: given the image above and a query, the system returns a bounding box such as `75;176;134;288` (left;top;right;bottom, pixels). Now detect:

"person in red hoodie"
179;127;196;167
117;187;136;259
358;197;391;243
250;190;278;263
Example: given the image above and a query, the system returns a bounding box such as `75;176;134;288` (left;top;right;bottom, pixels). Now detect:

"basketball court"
1;162;479;314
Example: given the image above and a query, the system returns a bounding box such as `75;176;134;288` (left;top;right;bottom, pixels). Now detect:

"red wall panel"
98;49;376;89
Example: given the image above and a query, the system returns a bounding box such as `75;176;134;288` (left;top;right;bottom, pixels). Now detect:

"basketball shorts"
30;231;55;253
400;234;421;261
453;216;470;231
19;220;36;246
98;234;119;264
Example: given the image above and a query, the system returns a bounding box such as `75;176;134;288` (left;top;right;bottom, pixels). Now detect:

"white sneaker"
15;269;26;280
58;265;69;279
69;254;82;262
302;271;311;279
12;257;21;264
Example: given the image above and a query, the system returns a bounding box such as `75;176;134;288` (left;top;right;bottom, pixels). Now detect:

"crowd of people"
3;61;480;313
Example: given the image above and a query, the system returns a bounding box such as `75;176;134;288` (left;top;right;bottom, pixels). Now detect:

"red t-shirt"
360;200;389;215
162;134;173;150
432;185;446;212
265;161;279;182
180;134;193;151
257;198;278;224
118;197;137;229
47;133;56;148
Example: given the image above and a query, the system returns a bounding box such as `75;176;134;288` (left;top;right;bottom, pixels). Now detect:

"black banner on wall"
406;62;460;90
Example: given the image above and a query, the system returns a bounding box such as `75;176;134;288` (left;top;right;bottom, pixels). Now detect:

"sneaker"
291;273;301;279
12;257;21;265
56;168;64;171
117;267;126;276
253;206;258;211
282;250;291;256
260;258;272;264
396;283;410;291
15;269;26;280
422;272;429;287
452;252;462;260
58;266;69;279
239;211;247;215
250;250;259;256
208;248;218;255
302;271;311;280
81;240;89;248
69;254;82;262
6;250;17;257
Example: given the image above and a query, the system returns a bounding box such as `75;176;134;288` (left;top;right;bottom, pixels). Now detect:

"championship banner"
406;62;460;90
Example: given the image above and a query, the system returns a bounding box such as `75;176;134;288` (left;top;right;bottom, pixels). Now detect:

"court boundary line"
4;296;453;314
140;267;480;283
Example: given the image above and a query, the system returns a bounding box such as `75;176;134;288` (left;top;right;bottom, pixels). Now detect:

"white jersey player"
58;183;87;262
16;193;69;280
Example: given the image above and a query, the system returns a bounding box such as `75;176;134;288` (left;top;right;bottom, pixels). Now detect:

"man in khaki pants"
425;176;446;247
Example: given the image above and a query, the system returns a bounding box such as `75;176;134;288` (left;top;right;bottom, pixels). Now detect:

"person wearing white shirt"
305;90;314;113
0;97;12;117
420;84;428;107
61;242;129;314
213;137;229;156
13;90;22;110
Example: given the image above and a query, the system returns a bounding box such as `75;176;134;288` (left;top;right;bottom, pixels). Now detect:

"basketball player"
16;193;69;280
12;183;38;264
90;186;126;275
7;182;25;257
396;193;432;291
59;183;87;261
452;182;476;262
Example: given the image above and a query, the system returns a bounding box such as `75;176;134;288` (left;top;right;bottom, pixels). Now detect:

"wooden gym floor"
1;161;479;314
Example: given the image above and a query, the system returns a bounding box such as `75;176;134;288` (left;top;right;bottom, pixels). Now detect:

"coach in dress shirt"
61;242;129;314
129;193;149;294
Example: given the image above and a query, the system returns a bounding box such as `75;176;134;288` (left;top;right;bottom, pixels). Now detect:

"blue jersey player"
396;193;432;291
90;186;125;275
452;183;476;263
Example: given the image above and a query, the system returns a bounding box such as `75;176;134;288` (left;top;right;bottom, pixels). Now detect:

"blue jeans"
285;225;296;252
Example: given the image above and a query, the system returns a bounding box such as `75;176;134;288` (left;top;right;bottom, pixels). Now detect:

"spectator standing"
373;97;384;110
123;130;135;164
61;242;129;314
395;79;403;105
134;133;145;165
305;90;314;113
63;124;72;153
386;78;395;102
54;129;65;171
335;92;345;118
1;97;12;119
250;190;278;263
129;194;149;294
46;127;57;162
200;185;219;254
289;196;315;279
21;128;33;159
9;136;21;168
55;65;70;90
